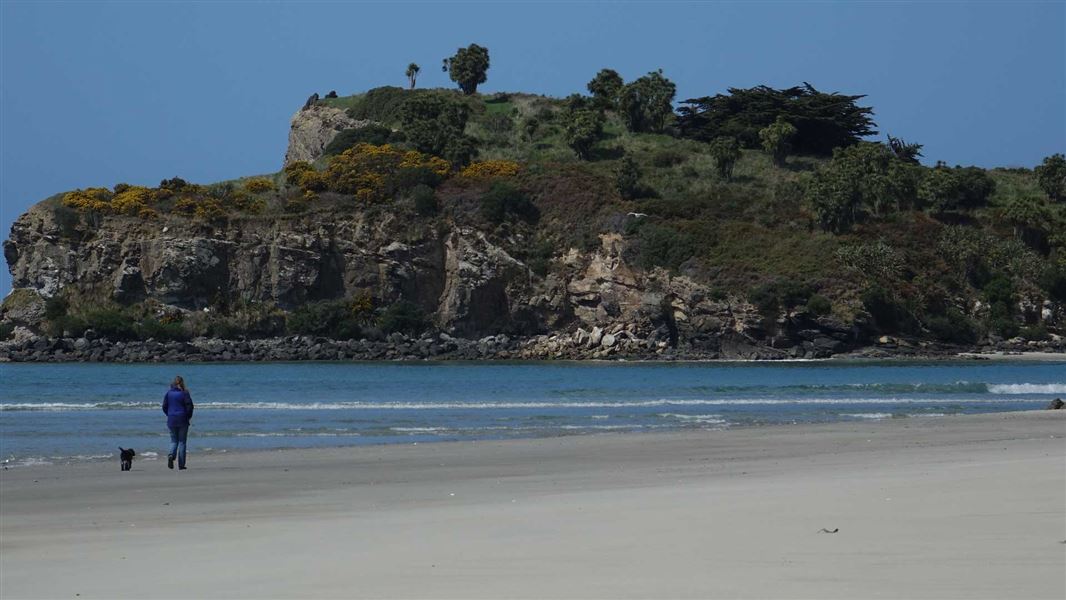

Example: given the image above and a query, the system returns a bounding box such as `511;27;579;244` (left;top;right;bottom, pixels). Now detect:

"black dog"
119;447;136;471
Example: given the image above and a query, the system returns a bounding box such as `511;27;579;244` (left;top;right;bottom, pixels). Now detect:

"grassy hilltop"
8;50;1066;349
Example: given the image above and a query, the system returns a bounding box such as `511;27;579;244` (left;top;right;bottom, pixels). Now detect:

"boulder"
1047;398;1064;410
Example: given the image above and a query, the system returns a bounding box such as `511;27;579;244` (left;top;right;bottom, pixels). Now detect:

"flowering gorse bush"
458;160;521;181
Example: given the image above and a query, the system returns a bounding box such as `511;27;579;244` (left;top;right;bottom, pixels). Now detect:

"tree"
887;135;923;164
405;63;420;89
708;137;741;180
759;117;797;167
918;162;995;212
806;142;920;232
563;107;604;160
1034;153;1066;202
587;68;624;110
619;70;676;133
398;94;477;165
442;44;489;95
677;83;877;155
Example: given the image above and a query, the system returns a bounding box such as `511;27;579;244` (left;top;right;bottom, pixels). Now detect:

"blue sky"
2;1;1064;296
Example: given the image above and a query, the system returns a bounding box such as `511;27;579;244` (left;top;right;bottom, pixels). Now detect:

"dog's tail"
118;447;125;452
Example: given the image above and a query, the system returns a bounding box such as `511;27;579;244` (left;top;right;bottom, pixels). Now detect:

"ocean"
1;360;1063;467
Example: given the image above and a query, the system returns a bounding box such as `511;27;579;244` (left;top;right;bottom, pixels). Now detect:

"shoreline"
3;411;1064;599
2;330;1063;363
3;407;1060;470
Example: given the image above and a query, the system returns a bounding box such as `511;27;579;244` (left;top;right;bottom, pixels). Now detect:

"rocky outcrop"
284;104;370;165
4;198;887;360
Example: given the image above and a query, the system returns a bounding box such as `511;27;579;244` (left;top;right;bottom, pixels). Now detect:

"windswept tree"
759;117;797;167
887;135;923;164
442;44;489;95
708;137;742;180
619;69;676;133
405;63;421;89
587;68;624;110
1034;153;1066;202
677;83;876;155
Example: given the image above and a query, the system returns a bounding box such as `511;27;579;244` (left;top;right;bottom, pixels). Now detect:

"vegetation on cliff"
6;46;1065;351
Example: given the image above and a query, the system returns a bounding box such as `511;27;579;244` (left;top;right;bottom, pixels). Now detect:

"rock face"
3;200;875;360
284;104;370;165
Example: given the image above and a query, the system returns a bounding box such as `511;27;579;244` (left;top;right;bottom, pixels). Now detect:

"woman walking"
162;376;194;470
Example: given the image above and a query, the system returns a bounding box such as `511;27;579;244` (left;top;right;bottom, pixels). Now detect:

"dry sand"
2;411;1064;599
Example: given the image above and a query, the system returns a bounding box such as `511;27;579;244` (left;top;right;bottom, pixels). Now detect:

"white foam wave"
842;413;893;419
658;413;727;424
987;383;1066;395
0;396;1047;412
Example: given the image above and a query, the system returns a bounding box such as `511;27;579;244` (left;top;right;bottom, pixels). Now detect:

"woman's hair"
172;375;187;392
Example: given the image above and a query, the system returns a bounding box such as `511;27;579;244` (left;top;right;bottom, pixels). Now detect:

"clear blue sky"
2;1;1064;296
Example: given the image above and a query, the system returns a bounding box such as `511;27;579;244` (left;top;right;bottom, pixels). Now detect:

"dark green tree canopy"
398;94;476;165
442;44;490;95
563;105;605;160
619;70;676;133
1034;153;1066;202
806;142;920;232
918;162;996;213
587;68;624;110
676;83;877;155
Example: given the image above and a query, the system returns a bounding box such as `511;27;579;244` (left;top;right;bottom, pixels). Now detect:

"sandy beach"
2;411;1064;599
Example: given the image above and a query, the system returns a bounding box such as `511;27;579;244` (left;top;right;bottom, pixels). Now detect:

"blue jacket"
163;387;194;429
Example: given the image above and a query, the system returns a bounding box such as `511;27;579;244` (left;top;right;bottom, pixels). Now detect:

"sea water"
1;360;1063;466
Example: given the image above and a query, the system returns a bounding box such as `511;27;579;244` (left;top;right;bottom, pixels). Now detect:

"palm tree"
406;63;420;90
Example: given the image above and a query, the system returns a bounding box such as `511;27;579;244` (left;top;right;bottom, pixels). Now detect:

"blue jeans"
168;424;189;468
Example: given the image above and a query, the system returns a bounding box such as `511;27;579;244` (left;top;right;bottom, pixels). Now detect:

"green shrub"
1038;264;1066;303
1034;153;1065;202
411;184;438;216
347;86;408;123
82;308;138;341
1019;324;1050;341
378;301;427;335
44;296;70;320
862;286;916;333
750;279;815;316
616;156;642;200
0;322;15;341
287;300;364;339
522;239;555;277
634;223;695;272
926;309;978;344
708;137;741;180
323;124;395;156
650;148;686;168
480;182;538;223
53;205;82;239
806;294;832;316
136;318;189;342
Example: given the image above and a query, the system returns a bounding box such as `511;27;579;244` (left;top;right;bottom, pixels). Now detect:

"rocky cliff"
3;193;872;360
284;103;368;165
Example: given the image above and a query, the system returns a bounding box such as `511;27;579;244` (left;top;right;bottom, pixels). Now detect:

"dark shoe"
167;455;174;469
178;466;187;470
